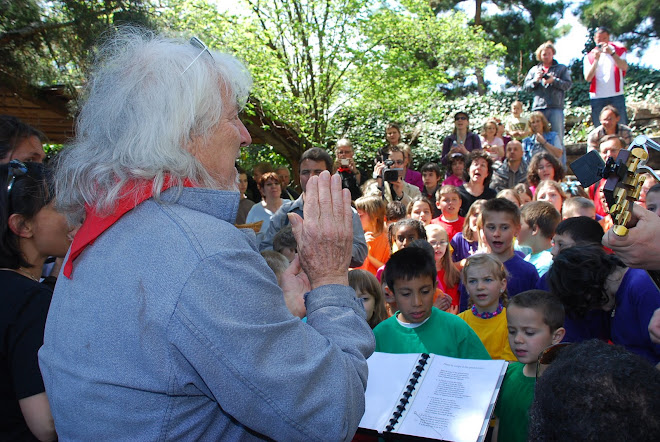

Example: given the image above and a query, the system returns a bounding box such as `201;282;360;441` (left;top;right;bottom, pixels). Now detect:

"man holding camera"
334;138;363;200
523;41;572;165
583;26;628;126
365;145;421;206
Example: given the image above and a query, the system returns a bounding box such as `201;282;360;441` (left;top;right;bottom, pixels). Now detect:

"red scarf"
63;177;196;278
588;42;627;93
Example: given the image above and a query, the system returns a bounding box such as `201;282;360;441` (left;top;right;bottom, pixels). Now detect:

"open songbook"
359;352;508;442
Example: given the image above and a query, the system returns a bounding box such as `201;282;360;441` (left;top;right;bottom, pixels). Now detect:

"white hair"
55;28;252;223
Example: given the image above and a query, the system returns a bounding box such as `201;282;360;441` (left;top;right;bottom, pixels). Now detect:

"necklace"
0;267;40;282
471;303;503;319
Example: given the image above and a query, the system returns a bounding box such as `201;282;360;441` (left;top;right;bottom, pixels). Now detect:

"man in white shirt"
583;27;629;126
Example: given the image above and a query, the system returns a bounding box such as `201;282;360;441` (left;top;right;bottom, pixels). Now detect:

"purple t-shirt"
611;268;660;364
404;168;424;192
450;232;477;263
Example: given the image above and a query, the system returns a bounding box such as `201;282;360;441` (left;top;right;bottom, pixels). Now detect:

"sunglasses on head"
536;342;571;379
6;159;28;198
182;37;213;74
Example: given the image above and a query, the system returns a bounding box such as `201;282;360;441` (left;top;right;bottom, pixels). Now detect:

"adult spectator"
0;115;46;164
333;138;363;200
384;122;402;149
587;134;626;217
275;165;300;200
521;111;563;164
490;140;528;193
246;172;288;243
457;150;496;217
441;111;482;165
1;161;72;442
583;27;629;125
260;147;368;267
523;41;572;165
38;32;374;440
528;340;660;442
586;105;633;152
235;166;254;224
364;144;421;207
248;161;273;202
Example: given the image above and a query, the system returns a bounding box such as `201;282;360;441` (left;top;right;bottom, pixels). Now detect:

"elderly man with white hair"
38;30;374;441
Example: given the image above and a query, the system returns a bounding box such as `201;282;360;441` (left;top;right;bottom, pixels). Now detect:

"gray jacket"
523;60;572;110
39;187;374;441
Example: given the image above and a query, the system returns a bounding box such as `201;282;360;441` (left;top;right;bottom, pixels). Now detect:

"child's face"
238;173;249;195
468;208;482;232
357;209;373;232
482;212;519;258
563;206;596;219
356;289;375;321
280;247;297;263
465;264;506;313
438;192;461;218
646;191;660;217
507;305;563;365
393;275;436;324
536;187;563;213
512;102;522;117
519;192;532;206
537;159;555;182
550;233;576;257
410;201;433;226
427;229;449;264
394;225;421;250
451;160;465;178
422;170;440;189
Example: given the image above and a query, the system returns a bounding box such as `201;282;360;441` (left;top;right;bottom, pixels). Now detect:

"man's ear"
551;327;566;345
8;213;33;238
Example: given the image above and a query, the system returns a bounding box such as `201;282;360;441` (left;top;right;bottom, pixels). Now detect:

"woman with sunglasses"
1;161;74;441
441;111;482;165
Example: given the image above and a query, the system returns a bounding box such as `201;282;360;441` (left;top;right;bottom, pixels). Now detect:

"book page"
395;356;507;442
358;352;421;431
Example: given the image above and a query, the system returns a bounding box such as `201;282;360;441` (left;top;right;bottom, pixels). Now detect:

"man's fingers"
288;213;304;245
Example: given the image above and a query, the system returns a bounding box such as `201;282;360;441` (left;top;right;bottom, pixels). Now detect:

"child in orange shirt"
355;196;390;276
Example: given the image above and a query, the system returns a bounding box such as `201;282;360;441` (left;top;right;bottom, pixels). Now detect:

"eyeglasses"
182;37;213;74
455;116;468;121
536;342;571;379
6;159;28;198
429;240;448;248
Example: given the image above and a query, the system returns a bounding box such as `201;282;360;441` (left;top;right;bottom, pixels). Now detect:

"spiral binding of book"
385;353;430;432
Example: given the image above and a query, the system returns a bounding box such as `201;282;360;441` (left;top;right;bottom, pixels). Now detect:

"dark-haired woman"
441;112;482;165
547;245;660;365
1;161;74;441
457;150;497;217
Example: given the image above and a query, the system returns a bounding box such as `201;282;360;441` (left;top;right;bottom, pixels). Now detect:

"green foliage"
578;0;659;50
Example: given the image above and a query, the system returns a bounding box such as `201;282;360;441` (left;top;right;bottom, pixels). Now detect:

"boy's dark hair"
648;183;660;195
480;197;521;228
299;147;332;172
386;201;407;223
408;239;435;263
388;218;427;246
508;290;565;332
547;245;623;316
447;151;465;168
420;162;441;178
555;216;604;245
463;150;494;187
0;115;45;161
273;225;297;253
529;339;660;442
384;247;437;294
521;201;561;238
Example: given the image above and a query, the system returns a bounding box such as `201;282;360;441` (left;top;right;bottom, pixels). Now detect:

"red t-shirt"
431;216;465;241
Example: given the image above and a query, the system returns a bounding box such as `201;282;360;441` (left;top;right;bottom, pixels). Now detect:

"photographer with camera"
523;41;572;166
365;145;420;206
333;138;363;201
584;27;628;126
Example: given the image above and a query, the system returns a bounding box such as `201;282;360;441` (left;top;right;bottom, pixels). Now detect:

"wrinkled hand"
433;290;452;311
602;203;660;270
289;171;352;289
279;255;310;318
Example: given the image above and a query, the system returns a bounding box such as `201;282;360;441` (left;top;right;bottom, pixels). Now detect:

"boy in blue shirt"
518;201;561;277
373;247;489;359
494;290;565;442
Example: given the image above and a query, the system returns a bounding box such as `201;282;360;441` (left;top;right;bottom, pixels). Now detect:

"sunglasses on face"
455;116;468;121
182;37;213;74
